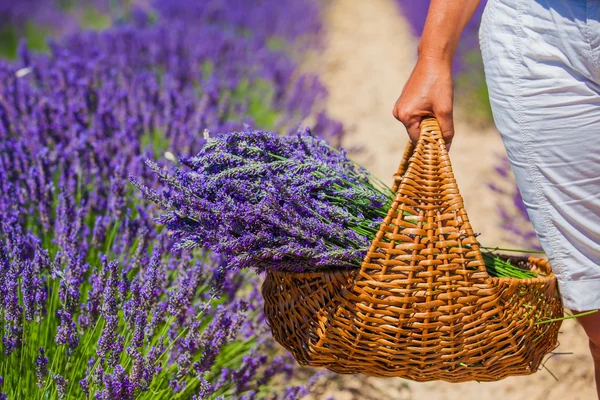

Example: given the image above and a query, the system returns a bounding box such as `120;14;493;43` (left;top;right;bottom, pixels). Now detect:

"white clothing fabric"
479;0;600;310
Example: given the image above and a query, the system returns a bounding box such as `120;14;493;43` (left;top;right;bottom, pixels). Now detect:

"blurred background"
0;0;593;398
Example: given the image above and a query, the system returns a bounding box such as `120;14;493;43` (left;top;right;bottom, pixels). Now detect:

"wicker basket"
262;118;564;382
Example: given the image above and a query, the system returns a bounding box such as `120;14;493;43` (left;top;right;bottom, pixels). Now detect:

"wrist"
417;44;454;66
416;53;454;72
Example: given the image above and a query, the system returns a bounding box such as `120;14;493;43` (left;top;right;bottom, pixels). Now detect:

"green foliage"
0;25;18;59
24;22;52;54
232;78;280;129
140;129;171;158
266;37;286;52
79;6;112;31
0;23;51;59
454;50;494;126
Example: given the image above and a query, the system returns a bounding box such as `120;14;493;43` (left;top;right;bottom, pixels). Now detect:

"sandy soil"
301;0;596;399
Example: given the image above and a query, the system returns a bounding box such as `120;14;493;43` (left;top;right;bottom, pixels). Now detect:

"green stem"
536;309;598;325
480;246;545;254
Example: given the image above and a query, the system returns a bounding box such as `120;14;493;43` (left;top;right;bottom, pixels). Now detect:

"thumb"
435;109;455;151
405;118;421;145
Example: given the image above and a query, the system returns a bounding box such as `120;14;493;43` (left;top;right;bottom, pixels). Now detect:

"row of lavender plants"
0;0;115;58
0;1;340;398
395;0;538;247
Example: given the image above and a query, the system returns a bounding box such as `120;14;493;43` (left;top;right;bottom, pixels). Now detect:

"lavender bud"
35;347;49;387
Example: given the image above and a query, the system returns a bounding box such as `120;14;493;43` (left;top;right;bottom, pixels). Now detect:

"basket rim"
266;267;357;279
267;253;557;285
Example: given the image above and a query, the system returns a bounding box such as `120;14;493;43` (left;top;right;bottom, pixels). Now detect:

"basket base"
262;259;563;383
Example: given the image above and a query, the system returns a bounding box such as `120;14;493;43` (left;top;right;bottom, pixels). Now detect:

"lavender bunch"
134;127;393;272
137;128;544;280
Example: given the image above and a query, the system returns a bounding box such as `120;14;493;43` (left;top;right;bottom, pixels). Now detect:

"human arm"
392;0;481;149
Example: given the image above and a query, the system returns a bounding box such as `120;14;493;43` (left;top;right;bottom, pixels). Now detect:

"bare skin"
393;1;600;396
392;0;481;149
574;311;600;398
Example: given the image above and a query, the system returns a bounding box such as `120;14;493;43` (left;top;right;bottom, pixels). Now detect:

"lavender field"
0;1;595;399
0;1;336;398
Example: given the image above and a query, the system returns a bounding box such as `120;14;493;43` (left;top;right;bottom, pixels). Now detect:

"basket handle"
391;117;441;192
391;137;415;193
360;116;489;280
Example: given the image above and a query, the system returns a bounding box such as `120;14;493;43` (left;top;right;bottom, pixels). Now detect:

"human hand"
392;55;455;150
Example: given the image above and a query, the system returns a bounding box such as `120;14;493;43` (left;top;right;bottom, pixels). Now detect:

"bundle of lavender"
135;126;536;278
133;127;391;272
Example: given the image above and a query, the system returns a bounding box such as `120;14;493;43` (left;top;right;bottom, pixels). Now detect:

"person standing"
393;0;600;396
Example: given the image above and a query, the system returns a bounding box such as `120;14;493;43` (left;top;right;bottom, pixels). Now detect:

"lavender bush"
153;0;322;47
0;0;115;58
134;127;392;272
0;0;335;397
0;189;307;398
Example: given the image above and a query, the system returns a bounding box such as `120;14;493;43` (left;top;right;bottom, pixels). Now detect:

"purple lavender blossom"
0;0;334;397
153;0;322;45
55;310;79;351
99;364;135;400
79;378;90;397
52;374;68;399
35;347;49;388
135;127;391;273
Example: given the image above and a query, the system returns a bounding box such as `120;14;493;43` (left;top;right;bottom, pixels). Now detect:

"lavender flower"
78;378;90;397
136;127;392;273
52;374;68;399
0;0;334;398
55;310;79;351
35;348;49;388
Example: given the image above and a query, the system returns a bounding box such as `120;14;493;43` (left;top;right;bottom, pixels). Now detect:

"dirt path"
305;0;595;399
315;0;510;248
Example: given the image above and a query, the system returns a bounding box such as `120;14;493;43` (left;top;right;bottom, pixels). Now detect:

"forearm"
393;0;479;143
418;0;481;67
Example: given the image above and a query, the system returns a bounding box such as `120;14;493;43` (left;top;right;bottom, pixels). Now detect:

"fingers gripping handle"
392;118;444;192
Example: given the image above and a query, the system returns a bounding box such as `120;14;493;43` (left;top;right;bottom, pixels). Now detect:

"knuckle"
444;131;455;140
436;107;452;118
397;109;411;123
434;103;452;116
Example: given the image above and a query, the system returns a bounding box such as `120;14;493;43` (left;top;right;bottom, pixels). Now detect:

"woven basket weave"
262;118;564;382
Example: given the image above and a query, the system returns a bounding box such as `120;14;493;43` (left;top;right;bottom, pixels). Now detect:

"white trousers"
479;0;600;311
